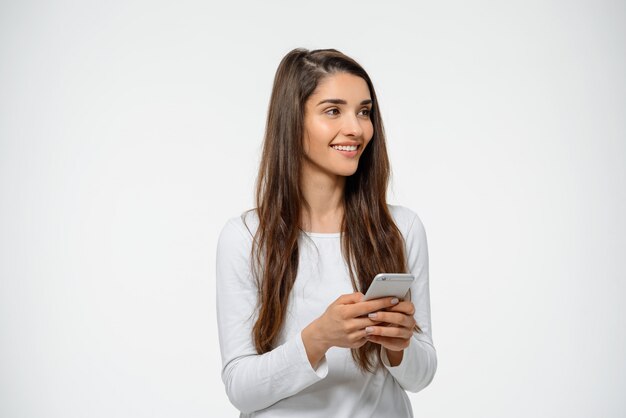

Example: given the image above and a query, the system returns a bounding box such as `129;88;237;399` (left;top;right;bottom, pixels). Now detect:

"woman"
216;48;437;417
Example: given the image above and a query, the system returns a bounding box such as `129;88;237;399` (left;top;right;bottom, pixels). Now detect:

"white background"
1;1;625;417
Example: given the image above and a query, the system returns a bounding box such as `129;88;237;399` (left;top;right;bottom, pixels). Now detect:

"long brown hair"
248;48;420;372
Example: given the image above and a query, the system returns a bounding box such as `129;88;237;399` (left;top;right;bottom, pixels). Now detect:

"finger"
367;311;414;328
351;317;385;329
347;331;369;348
334;292;365;305
347;297;400;317
339;317;385;334
364;325;413;339
384;301;416;316
365;335;411;351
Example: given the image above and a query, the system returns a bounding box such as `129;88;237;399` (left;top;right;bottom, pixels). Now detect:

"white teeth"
331;145;358;151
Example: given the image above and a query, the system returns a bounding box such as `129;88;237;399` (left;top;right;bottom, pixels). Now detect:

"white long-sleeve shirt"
216;204;437;417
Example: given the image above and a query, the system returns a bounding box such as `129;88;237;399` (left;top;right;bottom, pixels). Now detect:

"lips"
330;144;359;158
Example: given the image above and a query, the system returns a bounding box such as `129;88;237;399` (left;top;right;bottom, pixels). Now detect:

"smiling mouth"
330;144;359;152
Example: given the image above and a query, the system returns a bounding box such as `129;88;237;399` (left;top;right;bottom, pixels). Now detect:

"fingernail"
391;298;399;305
368;313;377;319
365;326;374;334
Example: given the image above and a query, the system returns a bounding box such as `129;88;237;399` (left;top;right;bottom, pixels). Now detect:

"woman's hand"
301;292;399;368
364;300;416;365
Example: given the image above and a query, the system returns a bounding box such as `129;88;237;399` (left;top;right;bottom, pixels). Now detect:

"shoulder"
387;204;428;265
387;204;425;237
217;209;259;250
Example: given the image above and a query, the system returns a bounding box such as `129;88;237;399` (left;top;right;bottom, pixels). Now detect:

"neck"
300;165;346;233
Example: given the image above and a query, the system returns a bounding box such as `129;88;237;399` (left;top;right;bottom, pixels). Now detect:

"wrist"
302;319;329;367
385;347;404;366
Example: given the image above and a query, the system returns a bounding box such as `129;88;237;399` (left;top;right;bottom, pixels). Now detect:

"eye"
325;108;340;116
359;108;371;118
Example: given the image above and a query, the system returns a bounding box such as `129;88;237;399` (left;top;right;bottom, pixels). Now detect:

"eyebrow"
316;98;373;106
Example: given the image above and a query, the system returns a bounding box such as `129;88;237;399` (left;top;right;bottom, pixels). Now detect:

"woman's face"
302;72;374;179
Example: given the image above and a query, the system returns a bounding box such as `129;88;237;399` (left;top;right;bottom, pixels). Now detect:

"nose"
342;113;364;138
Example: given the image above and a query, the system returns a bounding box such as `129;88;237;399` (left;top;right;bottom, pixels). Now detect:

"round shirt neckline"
302;231;342;238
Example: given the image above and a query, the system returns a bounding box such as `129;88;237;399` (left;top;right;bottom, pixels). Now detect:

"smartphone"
363;273;415;301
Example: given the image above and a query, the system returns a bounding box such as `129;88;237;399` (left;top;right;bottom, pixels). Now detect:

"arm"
385;212;437;392
365;211;437;392
215;217;328;414
216;217;401;411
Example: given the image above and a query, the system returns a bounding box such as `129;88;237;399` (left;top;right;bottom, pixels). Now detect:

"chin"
334;165;360;177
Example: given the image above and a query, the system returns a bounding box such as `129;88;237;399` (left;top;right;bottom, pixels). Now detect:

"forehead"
308;72;371;103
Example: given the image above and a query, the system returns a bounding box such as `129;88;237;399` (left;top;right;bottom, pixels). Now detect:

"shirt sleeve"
215;217;329;414
380;211;437;392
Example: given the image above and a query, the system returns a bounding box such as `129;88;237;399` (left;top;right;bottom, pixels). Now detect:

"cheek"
364;123;374;146
319;119;338;136
309;122;336;147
